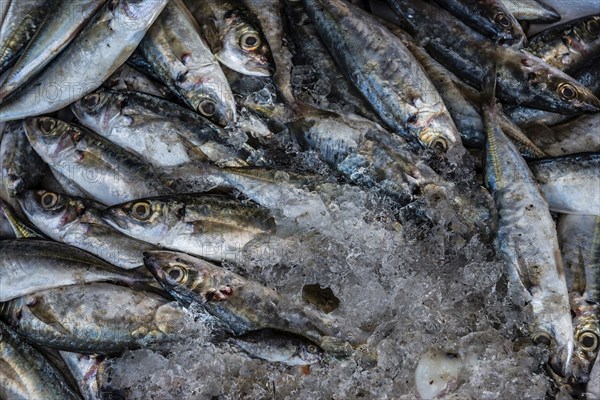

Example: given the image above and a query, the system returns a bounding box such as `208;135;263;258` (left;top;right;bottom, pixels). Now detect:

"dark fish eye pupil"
40;119;55;133
561;85;575;99
200;101;216;116
533;333;551;346
84;96;99;109
581;334;597;349
245;36;257;46
587;20;600;35
41;193;55;207
495;13;510;28
168;268;181;280
133;203;149;218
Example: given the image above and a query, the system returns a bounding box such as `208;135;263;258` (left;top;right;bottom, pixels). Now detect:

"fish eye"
167;265;187;284
81;94;102;111
533;332;553;347
578;331;599;352
240;32;261;51
198;99;216;117
558;83;577;100
130;201;152;220
307;345;318;353
431;138;448;152
40;192;59;209
39;119;57;135
494;13;511;28
586;20;600;35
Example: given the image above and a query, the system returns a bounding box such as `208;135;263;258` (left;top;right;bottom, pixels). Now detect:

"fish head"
143;250;205;307
533;315;576;377
189;82;237;127
568;310;600;384
71;92;120;133
101;198;172;240
571;16;600;48
540;73;600;114
23;117;81;162
410;105;461;152
292;340;324;365
108;0;169;31
487;7;526;46
216;9;275;77
17;190;86;233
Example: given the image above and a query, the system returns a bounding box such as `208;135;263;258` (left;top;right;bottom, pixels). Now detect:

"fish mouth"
547;342;574;378
143;253;163;279
100;208;127;230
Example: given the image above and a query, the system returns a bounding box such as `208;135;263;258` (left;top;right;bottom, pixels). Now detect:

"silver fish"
0;320;81;400
23;117;172;205
529;153;600;215
525;113;600;157
502;0;561;23
0;0;168;121
0;0;106;101
0;239;153;302
18;190;160;270
482;74;573;376
138;0;236;126
0;283;187;354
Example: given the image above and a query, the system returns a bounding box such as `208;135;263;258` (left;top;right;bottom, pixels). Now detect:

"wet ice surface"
104;178;554;399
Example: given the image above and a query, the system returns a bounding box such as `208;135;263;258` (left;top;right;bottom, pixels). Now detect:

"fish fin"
481;65;497;109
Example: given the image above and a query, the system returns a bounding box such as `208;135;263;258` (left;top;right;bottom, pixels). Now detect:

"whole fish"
18;190;160;270
385;0;600;114
0;120;47;213
482;73;573;376
525;113;600;157
303;0;461;151
0;0;107;101
433;0;525;46
184;0;274;77
501;0;561;23
144;250;363;346
0;0;168;121
0;321;81;400
0;0;48;75
24;117;172;205
528;153;600;215
232;329;324;366
242;0;295;104
0;239;153;302
60;352;106;400
0;283;187;354
71;90;257;169
102;194;276;262
558;214;600;385
527;15;600;73
139;0;236;126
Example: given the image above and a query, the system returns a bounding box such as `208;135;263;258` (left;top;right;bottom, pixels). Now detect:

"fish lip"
100;208;126;229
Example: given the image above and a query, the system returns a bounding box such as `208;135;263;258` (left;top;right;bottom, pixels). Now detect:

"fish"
0;0;106;101
0;120;48;213
527;15;600;73
433;0;526;46
102;194;276;262
588;354;600;399
231;329;324;366
0;0;168;121
481;70;574;376
71;90;257;169
0;239;153;302
525;113;600;157
0;320;81;400
143;250;362;346
242;0;295;104
0;1;11;28
528;153;600;215
303;0;462;151
0;283;186;354
138;0;236;126
501;0;561;23
18;190;160;270
557;214;600;385
385;0;600;114
0;0;48;76
23;117;172;205
184;0;274;77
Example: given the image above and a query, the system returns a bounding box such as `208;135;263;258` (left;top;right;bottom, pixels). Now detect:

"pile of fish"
0;0;598;398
